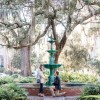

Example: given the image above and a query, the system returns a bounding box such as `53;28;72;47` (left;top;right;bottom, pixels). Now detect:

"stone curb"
28;96;79;100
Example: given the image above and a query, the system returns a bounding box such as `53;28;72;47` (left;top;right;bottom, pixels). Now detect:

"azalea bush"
78;85;100;100
0;76;14;85
82;85;100;95
0;74;36;85
0;83;28;100
60;72;97;83
11;74;35;83
0;75;35;99
18;77;35;83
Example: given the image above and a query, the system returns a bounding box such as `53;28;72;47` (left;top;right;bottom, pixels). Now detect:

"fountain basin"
48;39;56;43
43;64;61;69
47;50;57;53
66;83;86;87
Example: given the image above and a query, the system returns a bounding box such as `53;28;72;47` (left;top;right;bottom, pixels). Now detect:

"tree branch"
73;8;100;27
56;19;66;28
84;1;100;7
50;19;59;45
59;29;67;50
0;33;10;47
0;23;50;49
31;23;50;46
0;21;30;30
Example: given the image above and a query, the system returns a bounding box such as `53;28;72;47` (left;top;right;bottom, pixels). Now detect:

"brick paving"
28;96;79;100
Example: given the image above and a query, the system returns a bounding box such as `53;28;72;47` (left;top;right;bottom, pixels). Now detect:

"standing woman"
38;64;45;97
36;65;41;83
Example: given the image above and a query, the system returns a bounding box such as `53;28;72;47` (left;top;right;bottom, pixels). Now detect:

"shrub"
78;95;100;100
60;72;73;82
18;77;35;83
44;70;49;79
0;83;28;100
11;74;20;78
60;72;97;83
0;76;14;85
0;68;5;73
78;85;100;100
83;85;100;95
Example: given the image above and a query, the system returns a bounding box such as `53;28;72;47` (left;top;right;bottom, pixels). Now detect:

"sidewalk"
28;96;79;100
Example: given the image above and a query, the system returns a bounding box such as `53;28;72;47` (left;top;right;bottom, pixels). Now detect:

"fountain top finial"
48;35;56;43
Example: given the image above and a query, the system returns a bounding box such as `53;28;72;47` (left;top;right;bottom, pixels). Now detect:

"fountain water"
43;36;61;86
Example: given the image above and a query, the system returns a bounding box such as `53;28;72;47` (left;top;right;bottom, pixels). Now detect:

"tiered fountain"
43;36;61;86
17;36;83;97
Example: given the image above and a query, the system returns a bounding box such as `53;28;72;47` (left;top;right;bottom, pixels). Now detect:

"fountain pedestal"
43;36;61;86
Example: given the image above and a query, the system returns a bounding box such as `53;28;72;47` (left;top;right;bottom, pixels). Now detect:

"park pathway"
28;96;79;100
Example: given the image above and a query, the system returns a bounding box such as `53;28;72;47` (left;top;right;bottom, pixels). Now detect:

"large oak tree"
0;0;50;76
0;0;100;76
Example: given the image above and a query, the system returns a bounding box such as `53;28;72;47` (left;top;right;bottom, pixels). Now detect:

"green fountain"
43;36;61;86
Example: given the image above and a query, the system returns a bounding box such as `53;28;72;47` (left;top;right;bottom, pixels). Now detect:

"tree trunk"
50;19;67;64
20;46;31;76
55;46;61;64
54;32;67;64
54;37;67;72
